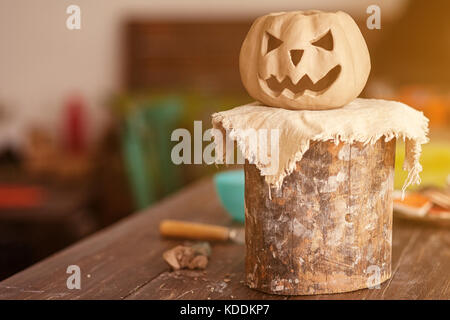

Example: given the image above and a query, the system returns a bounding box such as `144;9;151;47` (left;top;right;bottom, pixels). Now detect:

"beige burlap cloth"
212;98;429;194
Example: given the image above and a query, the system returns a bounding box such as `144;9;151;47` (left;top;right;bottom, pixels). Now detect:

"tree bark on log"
244;139;396;295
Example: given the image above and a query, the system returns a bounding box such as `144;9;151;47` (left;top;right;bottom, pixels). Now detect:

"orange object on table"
429;205;450;219
394;192;433;217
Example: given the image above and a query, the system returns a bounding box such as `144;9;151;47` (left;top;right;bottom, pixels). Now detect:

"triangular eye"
265;32;283;54
311;30;333;51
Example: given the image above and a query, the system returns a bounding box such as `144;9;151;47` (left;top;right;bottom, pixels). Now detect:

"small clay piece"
163;242;211;270
240;10;370;110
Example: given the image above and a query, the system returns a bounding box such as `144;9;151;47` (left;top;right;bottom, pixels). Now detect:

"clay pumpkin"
240;10;371;110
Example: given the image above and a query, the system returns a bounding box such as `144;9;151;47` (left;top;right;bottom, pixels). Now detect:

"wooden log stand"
244;138;396;295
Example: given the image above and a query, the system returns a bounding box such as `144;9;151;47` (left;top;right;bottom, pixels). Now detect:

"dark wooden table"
0;176;97;281
0;178;449;300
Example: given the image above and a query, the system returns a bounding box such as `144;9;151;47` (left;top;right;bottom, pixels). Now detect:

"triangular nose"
290;49;304;67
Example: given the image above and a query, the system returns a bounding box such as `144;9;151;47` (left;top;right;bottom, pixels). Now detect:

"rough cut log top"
212;98;428;192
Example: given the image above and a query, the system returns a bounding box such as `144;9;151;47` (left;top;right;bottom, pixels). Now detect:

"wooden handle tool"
159;220;244;244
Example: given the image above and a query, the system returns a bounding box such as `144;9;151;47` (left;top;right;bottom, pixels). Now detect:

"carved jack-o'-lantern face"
240;11;371;110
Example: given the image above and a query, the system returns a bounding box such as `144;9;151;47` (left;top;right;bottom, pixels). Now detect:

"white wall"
0;0;407;147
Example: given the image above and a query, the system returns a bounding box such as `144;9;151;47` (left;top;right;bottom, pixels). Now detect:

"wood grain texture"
245;139;396;295
0;176;448;300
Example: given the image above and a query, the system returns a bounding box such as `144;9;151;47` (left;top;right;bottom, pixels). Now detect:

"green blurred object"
121;96;183;210
395;140;450;190
214;169;245;223
112;89;250;209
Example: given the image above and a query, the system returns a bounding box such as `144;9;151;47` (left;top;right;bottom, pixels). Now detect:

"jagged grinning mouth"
264;65;341;96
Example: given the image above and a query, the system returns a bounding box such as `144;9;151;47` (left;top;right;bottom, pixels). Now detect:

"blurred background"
0;0;448;280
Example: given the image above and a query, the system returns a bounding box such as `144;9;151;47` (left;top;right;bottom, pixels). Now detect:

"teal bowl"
214;169;245;223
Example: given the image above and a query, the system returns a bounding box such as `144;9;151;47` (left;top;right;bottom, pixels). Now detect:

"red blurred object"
64;94;87;154
397;86;449;128
0;185;46;208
